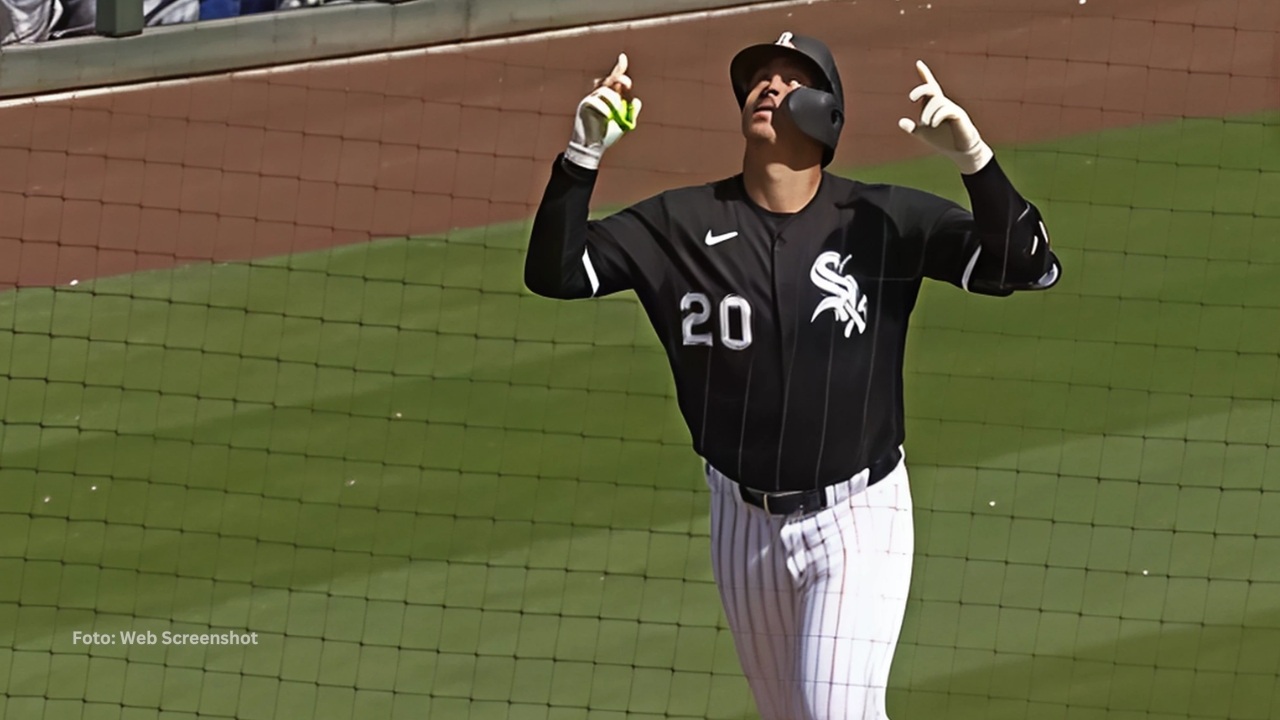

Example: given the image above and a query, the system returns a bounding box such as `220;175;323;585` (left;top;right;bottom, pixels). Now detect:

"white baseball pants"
705;457;914;720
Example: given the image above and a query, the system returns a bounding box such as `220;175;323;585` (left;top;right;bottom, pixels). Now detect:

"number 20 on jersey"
680;292;753;350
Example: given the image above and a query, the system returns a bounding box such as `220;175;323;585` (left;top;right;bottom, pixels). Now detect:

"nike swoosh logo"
704;230;739;246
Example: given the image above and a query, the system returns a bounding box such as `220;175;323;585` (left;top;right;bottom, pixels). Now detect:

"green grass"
1;111;1278;719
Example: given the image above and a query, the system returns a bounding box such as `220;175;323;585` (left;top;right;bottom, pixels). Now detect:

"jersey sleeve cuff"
559;152;602;182
961;156;1039;240
959;156;1016;216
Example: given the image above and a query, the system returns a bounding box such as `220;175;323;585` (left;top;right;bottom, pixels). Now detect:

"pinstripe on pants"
705;459;914;720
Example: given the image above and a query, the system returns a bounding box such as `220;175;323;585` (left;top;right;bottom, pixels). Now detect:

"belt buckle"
762;493;778;514
762;490;802;515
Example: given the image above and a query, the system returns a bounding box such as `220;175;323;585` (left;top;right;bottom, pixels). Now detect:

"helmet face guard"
730;33;845;167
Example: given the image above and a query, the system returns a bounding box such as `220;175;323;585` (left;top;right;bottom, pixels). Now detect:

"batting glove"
898;60;993;175
565;53;643;171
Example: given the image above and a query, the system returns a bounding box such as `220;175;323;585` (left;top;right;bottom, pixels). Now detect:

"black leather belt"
738;447;903;515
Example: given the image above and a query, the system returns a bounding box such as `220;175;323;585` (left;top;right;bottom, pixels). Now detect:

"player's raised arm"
899;60;1061;294
524;54;646;300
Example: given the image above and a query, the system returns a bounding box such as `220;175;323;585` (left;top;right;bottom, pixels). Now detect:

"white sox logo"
810;251;869;337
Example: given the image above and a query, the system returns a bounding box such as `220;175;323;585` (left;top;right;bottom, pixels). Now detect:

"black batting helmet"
730;32;845;167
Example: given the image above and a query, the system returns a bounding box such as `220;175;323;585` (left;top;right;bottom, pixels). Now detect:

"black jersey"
525;156;1061;492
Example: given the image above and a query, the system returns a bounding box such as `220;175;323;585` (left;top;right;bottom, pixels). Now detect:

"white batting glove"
898;60;993;175
565;53;643;171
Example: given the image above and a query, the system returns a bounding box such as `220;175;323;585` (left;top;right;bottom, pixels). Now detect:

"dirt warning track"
0;0;1274;288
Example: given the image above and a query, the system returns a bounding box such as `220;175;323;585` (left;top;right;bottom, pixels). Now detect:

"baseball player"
524;33;1061;720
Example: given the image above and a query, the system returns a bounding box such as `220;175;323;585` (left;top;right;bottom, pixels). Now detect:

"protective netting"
1;0;1277;718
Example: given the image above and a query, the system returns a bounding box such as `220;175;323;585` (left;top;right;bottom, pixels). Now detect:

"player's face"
741;56;815;143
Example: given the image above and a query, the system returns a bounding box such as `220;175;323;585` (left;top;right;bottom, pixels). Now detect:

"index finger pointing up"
914;60;939;88
604;53;629;85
